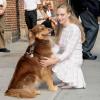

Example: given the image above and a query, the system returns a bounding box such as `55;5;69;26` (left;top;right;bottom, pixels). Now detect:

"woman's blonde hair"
55;3;85;43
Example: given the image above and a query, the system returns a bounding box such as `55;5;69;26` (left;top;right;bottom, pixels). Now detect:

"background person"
42;0;54;12
41;3;56;36
23;0;41;29
69;0;100;60
0;0;10;52
37;4;48;24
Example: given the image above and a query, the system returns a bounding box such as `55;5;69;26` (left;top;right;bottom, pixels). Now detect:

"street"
0;28;100;100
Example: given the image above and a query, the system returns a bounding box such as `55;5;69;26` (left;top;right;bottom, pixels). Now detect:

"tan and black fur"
5;25;57;98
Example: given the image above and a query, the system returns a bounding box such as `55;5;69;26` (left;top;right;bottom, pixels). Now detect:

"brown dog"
5;25;58;98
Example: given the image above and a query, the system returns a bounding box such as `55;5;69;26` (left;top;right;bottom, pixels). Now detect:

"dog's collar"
25;42;35;57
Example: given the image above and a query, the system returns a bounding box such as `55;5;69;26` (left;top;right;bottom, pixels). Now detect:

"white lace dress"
52;24;86;88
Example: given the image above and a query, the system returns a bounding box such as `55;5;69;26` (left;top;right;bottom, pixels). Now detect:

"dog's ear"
28;29;35;38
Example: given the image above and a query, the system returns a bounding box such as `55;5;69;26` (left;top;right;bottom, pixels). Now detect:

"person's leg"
25;10;32;29
0;16;5;48
0;16;10;52
0;31;5;48
0;32;10;52
25;10;37;29
25;10;37;44
80;10;99;60
30;10;37;29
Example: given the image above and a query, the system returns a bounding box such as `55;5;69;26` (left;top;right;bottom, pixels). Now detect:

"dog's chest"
33;40;52;57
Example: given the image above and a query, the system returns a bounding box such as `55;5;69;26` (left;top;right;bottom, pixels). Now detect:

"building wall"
4;0;20;42
18;0;28;40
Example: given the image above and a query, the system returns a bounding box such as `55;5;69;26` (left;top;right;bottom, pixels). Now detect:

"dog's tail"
5;88;40;98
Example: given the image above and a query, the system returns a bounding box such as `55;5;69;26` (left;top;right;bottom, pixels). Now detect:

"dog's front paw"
34;90;40;95
49;85;58;91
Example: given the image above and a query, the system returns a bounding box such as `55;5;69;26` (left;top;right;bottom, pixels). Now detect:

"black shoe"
83;52;97;60
0;48;10;52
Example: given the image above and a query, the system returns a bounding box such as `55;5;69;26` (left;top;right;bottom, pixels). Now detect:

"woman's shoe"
57;82;66;87
60;85;75;89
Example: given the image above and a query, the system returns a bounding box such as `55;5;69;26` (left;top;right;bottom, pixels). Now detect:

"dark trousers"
25;9;37;29
80;10;99;53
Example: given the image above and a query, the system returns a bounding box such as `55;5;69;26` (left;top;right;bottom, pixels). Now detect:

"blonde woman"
40;4;86;89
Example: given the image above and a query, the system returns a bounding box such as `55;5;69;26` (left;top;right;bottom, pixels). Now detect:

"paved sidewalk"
0;28;100;100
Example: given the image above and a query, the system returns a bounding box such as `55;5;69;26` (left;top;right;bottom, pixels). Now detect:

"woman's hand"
40;56;59;67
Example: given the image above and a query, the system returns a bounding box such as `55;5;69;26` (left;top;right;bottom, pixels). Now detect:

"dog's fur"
5;25;57;98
